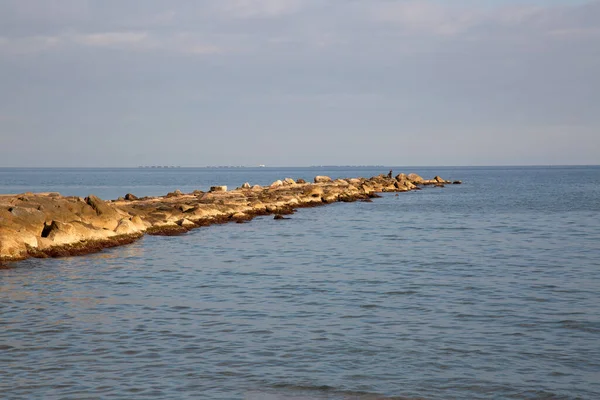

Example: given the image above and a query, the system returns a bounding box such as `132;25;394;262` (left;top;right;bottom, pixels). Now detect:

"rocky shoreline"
0;173;460;263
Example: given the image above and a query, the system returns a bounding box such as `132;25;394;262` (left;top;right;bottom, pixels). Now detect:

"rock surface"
0;173;457;263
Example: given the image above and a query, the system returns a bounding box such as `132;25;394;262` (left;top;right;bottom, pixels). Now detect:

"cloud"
370;1;477;35
367;0;600;39
73;32;149;47
214;0;305;19
0;31;223;56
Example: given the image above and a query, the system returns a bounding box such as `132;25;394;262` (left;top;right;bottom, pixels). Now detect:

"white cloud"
73;32;149;47
0;31;224;56
214;0;305;19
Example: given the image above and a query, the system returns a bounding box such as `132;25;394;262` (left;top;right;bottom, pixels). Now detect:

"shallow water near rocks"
1;166;599;399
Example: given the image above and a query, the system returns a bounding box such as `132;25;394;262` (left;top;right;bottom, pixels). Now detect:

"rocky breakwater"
0;173;458;263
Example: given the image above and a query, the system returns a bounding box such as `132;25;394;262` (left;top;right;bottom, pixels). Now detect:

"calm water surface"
1;166;599;399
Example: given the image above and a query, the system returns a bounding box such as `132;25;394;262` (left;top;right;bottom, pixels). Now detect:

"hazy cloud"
0;0;598;166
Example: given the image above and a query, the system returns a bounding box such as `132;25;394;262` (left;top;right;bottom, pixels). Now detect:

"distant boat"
259;164;266;168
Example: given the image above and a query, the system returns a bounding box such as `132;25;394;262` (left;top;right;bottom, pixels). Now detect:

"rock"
166;189;183;197
1;171;462;263
434;176;449;184
407;173;424;184
115;218;138;235
231;212;250;222
130;216;147;231
303;186;324;199
334;179;349;186
176;218;196;228
314;176;333;183
296;178;306;184
274;214;288;220
85;195;112;216
394;181;410;191
270;180;283;188
241;182;251;189
178;204;195;212
0;228;28;260
453;180;462;185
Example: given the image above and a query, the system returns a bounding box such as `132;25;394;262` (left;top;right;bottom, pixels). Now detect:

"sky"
0;0;598;167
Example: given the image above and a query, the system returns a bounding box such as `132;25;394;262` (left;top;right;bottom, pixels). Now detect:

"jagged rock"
210;186;227;192
241;182;251;189
125;193;138;201
85;195;112;216
395;173;407;182
314;176;333;183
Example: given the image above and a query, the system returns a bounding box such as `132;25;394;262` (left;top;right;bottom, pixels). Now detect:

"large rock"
0;228;28;260
86;195;113;216
407;173;424;184
314;176;333;183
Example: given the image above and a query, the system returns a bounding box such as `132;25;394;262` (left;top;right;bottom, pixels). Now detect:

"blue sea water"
1;166;599;399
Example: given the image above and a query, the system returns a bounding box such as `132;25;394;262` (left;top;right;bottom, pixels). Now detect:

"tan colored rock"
166;189;184;197
241;182;251;189
314;175;333;183
1;172;458;263
270;180;283;188
177;218;196;228
407;173;424;184
0;228;28;261
115;218;138;235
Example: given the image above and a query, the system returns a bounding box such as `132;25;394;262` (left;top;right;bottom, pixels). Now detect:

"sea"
0;166;599;400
